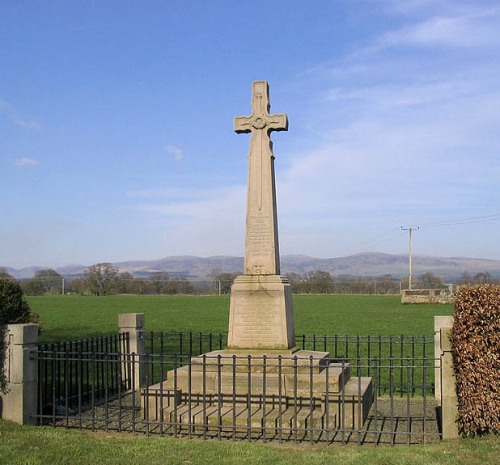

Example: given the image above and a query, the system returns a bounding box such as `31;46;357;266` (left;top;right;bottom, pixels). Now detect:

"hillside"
3;252;500;281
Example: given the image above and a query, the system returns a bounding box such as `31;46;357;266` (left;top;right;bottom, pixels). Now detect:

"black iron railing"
38;333;130;414
36;332;438;444
143;332;434;396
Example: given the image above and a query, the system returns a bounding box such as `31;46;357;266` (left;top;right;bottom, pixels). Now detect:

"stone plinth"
228;275;294;350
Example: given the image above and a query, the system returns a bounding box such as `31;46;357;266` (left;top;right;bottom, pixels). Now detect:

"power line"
341;213;499;258
341;227;404;256
419;213;500;228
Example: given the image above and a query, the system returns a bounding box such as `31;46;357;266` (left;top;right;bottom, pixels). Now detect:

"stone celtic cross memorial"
228;81;295;350
142;81;373;433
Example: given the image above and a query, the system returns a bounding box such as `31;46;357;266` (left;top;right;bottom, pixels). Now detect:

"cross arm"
234;115;253;134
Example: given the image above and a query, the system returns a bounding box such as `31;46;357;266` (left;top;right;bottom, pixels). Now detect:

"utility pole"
401;226;419;290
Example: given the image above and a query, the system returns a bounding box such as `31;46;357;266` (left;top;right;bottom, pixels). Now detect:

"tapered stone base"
227;275;295;350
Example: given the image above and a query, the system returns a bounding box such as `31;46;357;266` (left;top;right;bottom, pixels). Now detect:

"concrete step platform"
142;376;372;430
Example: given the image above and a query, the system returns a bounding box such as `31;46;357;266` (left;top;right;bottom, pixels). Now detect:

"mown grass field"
1;420;498;465
5;295;496;463
26;294;455;343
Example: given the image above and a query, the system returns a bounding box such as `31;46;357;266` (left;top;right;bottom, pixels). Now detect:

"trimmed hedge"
451;284;499;437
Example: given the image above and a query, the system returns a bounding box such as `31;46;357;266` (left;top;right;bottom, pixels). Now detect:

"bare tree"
150;272;170;294
418;272;445;289
165;278;195;295
130;278;149;295
304;270;334;294
84;263;118;296
115;272;135;294
211;271;239;295
457;272;473;285
473;272;493;284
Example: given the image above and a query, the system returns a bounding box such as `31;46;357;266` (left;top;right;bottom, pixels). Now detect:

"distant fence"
19;278;406;296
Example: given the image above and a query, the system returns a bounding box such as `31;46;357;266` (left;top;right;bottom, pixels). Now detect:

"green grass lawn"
27;294;454;343
6;296;496;464
0;420;497;465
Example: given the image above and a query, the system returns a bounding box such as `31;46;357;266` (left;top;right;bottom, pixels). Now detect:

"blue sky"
1;0;500;268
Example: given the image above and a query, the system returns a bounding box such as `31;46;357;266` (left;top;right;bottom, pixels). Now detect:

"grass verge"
0;420;497;465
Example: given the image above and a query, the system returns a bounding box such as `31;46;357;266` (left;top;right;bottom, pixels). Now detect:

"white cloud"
275;4;500;259
135;185;246;219
0;99;41;130
379;11;500;49
15;157;40;167
165;144;183;161
130;184;247;257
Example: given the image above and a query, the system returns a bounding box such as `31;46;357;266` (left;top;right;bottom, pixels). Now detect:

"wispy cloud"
130;185;246;218
15;157;40;167
165;144;183;161
0;99;41;130
378;9;500;49
127;184;247;256
276;2;500;258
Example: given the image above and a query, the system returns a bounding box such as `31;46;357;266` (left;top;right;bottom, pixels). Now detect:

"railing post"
0;324;39;424
118;313;146;389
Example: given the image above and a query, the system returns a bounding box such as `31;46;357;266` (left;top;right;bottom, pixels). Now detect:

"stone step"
142;376;373;430
322;377;374;428
147;362;350;397
161;402;337;431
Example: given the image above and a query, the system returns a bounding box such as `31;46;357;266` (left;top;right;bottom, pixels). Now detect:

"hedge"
451;284;499;437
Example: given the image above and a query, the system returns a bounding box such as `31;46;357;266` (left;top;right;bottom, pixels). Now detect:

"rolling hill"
3;252;500;281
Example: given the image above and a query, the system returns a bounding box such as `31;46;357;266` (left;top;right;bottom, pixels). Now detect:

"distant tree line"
0;266;497;296
0;264;198;296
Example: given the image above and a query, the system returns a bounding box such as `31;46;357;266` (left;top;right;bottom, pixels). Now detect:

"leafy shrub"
0;278;37;392
451;284;500;437
0;278;32;325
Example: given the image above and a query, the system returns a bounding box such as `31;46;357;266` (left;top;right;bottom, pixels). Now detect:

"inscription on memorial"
247;215;273;253
231;291;283;347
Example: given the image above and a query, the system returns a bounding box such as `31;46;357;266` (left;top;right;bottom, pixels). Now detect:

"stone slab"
190;349;331;373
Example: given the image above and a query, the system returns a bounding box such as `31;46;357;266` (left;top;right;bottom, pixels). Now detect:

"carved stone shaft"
228;81;294;350
234;80;288;276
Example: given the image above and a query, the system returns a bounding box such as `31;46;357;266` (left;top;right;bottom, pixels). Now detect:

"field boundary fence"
35;331;440;445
